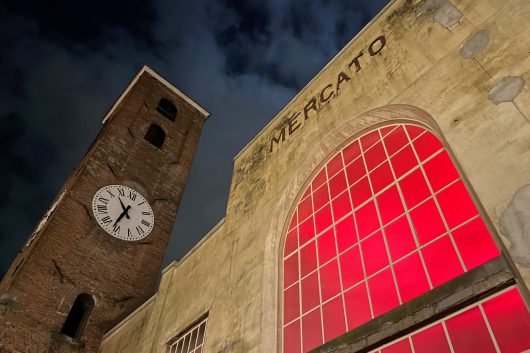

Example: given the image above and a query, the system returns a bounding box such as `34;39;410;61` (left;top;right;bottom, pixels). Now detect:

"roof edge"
232;0;398;161
101;65;210;125
161;217;226;275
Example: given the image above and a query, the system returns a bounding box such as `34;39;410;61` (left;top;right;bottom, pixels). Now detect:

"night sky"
0;0;389;278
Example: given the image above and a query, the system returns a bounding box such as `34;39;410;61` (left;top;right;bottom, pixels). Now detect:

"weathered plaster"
500;184;530;267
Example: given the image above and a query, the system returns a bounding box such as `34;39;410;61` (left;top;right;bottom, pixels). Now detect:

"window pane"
422;236;463;287
377;186;404;226
361;232;389;276
284;229;298;258
423;151;459;192
300;242;317;277
384;216;416;262
390;145;417;178
370;161;393;194
335;216;357;253
381;338;412;353
284;254;299;289
329;171;347;199
313;184;330;211
452;218;499;270
301;273;320;313
327;153;343;178
317;229;337;265
344;283;371;329
445;307;496;353
315;205;333;235
284;283;300;323
411;324;451;353
345;158;366;185
302;309;323;352
322;296;346;341
410;199;446;245
368;269;399;317
299;218;315;246
312;168;327;190
356;202;379;240
383;126;408;156
399;169;430;209
349;177;371;208
331;192;352;221
365;142;386;171
298;197;313;224
343;140;361;165
320;260;341;301
482;288;530;353
340;246;363;290
437;181;477;229
394;253;430;303
360;130;380;151
284;320;301;353
413;131;443;161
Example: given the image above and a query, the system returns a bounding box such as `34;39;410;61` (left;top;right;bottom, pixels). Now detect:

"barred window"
167;316;207;353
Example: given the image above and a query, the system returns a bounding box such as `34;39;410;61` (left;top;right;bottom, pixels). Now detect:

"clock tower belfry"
0;66;210;353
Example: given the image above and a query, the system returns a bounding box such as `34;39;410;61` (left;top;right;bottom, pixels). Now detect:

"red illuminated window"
281;124;504;353
370;288;530;353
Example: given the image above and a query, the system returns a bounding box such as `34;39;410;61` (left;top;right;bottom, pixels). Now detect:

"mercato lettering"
269;35;387;153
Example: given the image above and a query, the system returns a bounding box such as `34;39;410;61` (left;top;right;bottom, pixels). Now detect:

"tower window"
157;98;177;122
61;293;94;339
167;315;208;353
144;124;165;148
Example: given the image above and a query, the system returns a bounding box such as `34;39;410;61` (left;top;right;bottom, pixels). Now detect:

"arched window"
281;124;530;353
157;98;177;122
145;124;165;148
61;293;94;339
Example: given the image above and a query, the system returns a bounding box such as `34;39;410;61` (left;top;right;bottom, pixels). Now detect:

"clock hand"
119;197;131;219
113;205;131;226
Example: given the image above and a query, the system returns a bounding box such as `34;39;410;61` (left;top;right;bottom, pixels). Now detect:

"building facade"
100;0;530;352
3;0;530;352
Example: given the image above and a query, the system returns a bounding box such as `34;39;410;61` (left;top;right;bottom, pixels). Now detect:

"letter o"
369;35;386;56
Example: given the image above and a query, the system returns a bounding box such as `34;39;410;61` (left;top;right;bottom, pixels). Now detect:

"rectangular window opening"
167;315;208;353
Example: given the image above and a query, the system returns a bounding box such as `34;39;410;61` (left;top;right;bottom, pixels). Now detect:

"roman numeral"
141;211;150;216
127;229;132;238
118;188;125;197
113;224;121;234
138;201;145;206
141;219;150;227
101;216;112;225
97;204;107;214
129;191;137;201
106;190;115;198
136;225;145;235
98;196;109;205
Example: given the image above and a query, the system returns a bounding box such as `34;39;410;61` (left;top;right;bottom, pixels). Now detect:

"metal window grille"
168;316;208;353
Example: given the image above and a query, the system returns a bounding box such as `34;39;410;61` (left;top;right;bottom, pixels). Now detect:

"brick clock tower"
0;66;209;353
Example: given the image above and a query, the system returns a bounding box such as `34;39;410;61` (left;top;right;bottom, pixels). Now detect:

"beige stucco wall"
101;0;530;352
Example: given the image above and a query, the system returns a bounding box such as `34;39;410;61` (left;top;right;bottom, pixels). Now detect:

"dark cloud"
3;0;157;49
0;0;389;277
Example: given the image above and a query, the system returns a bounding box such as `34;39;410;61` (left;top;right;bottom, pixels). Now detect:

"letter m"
270;126;287;153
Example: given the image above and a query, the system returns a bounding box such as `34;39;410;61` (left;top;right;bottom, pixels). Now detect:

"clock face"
92;185;154;241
